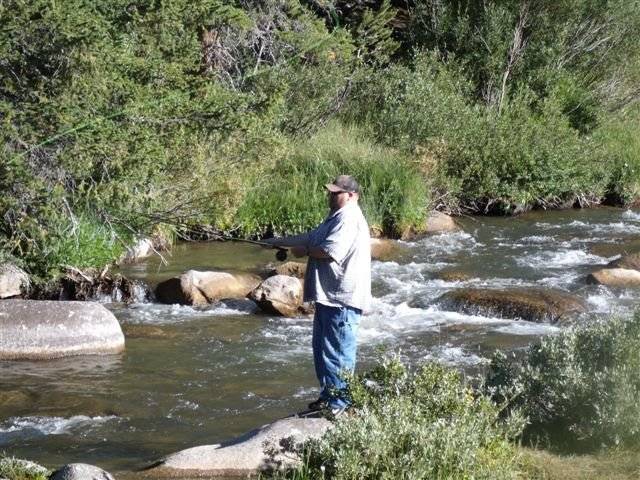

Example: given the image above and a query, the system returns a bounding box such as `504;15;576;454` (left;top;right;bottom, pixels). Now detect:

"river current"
2;207;640;474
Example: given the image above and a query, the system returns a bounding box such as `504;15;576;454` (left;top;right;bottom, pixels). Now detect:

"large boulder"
370;238;405;261
50;463;114;480
265;261;307;279
147;416;331;477
248;275;304;317
432;288;586;323
0;263;29;298
155;270;261;306
424;211;460;234
0;300;125;360
587;268;640;287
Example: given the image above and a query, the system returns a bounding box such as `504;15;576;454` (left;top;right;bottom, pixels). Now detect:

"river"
2;207;640;474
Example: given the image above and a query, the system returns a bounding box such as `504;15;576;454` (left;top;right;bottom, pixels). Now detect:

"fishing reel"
275;248;288;262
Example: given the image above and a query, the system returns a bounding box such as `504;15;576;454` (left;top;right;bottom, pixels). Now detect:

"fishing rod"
217;235;289;262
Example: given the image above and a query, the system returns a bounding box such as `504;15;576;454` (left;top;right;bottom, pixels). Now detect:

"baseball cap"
325;175;360;193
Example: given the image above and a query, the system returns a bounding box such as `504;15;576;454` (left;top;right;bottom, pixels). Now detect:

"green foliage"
486;312;640;451
234;122;429;238
270;357;525;479
0;455;49;480
346;54;611;212
594;107;640;205
1;0;639;277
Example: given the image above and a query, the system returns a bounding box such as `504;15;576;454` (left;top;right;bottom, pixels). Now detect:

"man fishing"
264;175;371;415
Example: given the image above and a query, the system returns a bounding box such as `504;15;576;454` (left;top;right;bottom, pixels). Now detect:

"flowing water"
3;207;640;474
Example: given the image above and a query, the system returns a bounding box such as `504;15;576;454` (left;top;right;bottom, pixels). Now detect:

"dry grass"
520;448;640;480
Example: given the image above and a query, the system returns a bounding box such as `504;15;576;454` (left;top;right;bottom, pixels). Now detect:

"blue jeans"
312;303;361;409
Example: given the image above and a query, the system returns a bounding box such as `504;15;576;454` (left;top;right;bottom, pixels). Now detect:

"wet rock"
433;288;586;323
147;416;331;477
0;300;125;360
370;238;404;261
0;263;29;298
607;252;640;271
248;275;304;317
265;261;307;279
587;268;640;287
57;267;150;303
155;270;261;306
425;211;460;234
50;463;114;480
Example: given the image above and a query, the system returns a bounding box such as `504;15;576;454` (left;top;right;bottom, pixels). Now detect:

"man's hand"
291;245;308;258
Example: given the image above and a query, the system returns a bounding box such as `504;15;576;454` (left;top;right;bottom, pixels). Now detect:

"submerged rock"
432;288;586;323
147;416;331;477
0;300;125;360
435;270;473;282
155;270;261;306
50;463;114;480
0;263;29;298
587;268;640;287
248;275;305;317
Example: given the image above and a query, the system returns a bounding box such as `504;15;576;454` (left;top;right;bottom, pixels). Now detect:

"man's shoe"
329;406;347;417
308;398;328;411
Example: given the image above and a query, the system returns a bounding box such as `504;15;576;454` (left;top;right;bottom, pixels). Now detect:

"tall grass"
233;122;429;238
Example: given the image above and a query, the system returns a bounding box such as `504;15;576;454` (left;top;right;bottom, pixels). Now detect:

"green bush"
486;312;640;451
270;357;525;479
346;55;609;213
233;122;429;238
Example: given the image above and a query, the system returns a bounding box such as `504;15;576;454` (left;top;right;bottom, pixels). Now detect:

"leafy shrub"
234;122;429;238
486;313;640;451
271;357;525;479
346;55;609;213
594;107;640;205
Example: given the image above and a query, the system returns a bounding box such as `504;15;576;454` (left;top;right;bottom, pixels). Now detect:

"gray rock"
50;463;114;480
0;300;125;360
0;263;29;298
248;275;304;317
155;270;261;306
148;416;331;477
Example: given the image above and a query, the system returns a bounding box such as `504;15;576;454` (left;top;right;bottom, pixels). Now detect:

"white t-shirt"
303;202;371;311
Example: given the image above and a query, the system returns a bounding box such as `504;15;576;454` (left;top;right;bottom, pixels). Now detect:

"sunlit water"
3;207;640;474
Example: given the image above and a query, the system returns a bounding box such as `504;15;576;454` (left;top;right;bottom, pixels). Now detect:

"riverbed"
2;207;640;474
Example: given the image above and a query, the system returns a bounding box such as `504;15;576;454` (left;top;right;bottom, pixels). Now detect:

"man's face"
328;190;353;211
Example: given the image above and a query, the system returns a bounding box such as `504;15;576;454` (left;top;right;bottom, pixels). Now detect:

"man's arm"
290;245;331;259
